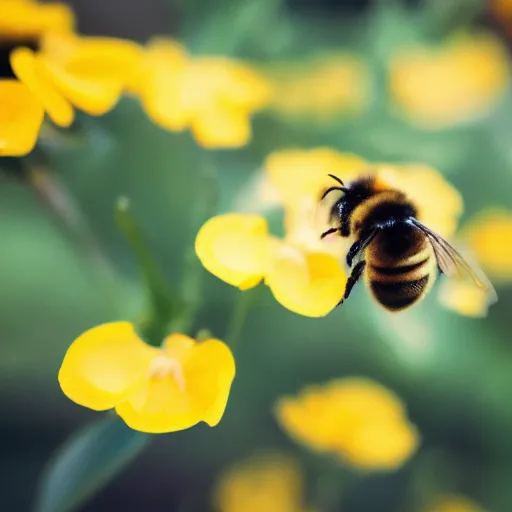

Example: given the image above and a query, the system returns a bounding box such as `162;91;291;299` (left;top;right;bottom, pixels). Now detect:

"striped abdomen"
365;226;436;311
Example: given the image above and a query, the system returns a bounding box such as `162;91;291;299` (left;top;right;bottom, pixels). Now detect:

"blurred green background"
2;0;512;510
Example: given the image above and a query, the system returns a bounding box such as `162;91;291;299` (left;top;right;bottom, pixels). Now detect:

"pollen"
149;355;185;391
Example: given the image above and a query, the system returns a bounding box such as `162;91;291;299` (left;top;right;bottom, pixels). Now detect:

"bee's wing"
408;218;498;305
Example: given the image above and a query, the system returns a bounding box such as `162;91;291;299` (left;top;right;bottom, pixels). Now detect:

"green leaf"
35;415;149;512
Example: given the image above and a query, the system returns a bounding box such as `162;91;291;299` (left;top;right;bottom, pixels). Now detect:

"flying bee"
320;174;497;311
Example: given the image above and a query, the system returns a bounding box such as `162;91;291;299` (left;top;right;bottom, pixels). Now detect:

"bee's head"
322;175;377;237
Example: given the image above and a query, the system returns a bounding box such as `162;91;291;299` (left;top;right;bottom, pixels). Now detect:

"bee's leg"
337;260;366;307
321;227;339;239
346;228;379;267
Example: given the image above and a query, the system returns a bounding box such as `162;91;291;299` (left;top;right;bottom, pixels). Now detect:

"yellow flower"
275;378;420;471
260;148;368;256
373;164;463;238
135;38;271;148
424;495;484;512
438;279;491;317
58;322;235;434
261;148;462;240
268;53;369;122
0;0;74;42
265;148;368;207
460;208;512;281
0;79;44;156
195;213;347;317
389;33;510;128
213;452;306;512
10;33;144;126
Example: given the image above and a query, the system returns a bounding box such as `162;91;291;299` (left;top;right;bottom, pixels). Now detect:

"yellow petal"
212;58;271;110
42;58;122;116
266;247;347;317
42;34;144;83
389;33;509;128
268;53;368;122
214;453;304;512
162;332;196;360
462;209;512;280
181;337;236;426
438;279;490;317
58;322;156;411
137;38;190;130
10;47;74;127
0;79;44;156
39;34;144;114
0;1;74;40
191;104;252;148
275;389;347;453
116;336;235;433
195;213;271;289
265;148;367;205
116;375;204;434
189;57;271;111
375;164;463;239
341;418;419;471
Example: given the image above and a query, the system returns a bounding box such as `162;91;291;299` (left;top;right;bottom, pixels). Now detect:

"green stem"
168;152;219;335
225;288;256;350
115;197;175;345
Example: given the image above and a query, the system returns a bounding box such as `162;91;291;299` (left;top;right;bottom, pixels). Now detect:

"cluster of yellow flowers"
269;33;510;129
214;451;485;512
2;0;510;157
0;0;270;156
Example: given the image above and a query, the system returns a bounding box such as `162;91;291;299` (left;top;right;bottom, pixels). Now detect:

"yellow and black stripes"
365;251;436;311
349;190;415;239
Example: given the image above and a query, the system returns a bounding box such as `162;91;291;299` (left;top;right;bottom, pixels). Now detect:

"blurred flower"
0;0;74;42
195;213;347;317
264;148;367;208
260;148;368;255
10;33;144;127
438;279;491;318
459;208;512;282
260;148;462;240
373;164;463;238
275;377;420;471
213;452;306;512
389;33;510;129
134;38;271;148
424;495;484;512
0;79;44;155
267;53;369;123
59;322;235;434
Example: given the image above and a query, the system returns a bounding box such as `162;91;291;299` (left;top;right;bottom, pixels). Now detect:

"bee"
320;174;497;311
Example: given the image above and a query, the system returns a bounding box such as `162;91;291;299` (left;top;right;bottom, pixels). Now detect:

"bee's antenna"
320;174;348;201
328;174;344;186
321;186;344;200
